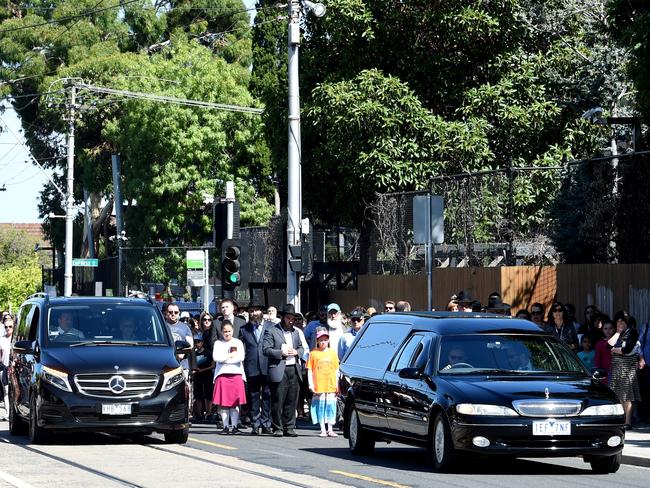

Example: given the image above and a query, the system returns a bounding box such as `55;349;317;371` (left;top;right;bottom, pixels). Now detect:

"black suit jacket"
262;323;304;383
210;315;246;346
239;321;269;378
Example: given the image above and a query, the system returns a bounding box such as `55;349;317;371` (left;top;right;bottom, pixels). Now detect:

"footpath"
623;424;650;467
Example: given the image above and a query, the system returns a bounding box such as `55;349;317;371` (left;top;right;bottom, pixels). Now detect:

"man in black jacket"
262;304;304;437
239;306;272;434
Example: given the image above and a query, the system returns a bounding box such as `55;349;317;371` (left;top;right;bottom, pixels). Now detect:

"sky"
0;104;52;223
0;3;258;224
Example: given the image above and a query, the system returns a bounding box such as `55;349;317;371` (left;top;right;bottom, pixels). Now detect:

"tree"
254;1;632;263
0;228;42;311
1;1;274;285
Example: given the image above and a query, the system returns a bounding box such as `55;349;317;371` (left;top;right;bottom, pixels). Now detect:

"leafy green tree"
609;0;650;123
0;228;42;310
1;1;274;286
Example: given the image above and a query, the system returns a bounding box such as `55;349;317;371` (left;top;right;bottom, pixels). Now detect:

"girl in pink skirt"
212;320;246;434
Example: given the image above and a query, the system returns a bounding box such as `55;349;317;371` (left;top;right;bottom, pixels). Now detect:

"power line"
75;82;264;114
0;0;142;35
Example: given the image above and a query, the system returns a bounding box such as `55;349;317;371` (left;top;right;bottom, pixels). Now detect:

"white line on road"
0;469;37;488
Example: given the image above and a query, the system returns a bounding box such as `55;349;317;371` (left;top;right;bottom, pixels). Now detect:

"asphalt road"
0;419;647;488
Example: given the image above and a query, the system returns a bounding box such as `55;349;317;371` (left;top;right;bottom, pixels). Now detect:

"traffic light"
221;239;241;291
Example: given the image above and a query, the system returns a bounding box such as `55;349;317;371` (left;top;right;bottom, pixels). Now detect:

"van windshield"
45;304;168;345
438;334;586;374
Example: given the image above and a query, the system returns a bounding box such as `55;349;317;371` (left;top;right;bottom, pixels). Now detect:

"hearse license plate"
101;403;132;415
532;419;571;436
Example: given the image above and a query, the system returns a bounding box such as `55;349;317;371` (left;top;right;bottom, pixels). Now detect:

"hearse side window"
16;304;32;341
390;335;423;373
28;306;40;341
345;321;411;371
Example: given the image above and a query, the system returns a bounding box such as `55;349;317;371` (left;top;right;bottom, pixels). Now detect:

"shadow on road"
302;445;591;475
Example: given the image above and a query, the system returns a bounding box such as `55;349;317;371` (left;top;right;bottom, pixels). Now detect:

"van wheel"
8;388;27;435
348;406;375;455
164;428;189;444
590;453;621;474
29;394;50;444
431;412;456;471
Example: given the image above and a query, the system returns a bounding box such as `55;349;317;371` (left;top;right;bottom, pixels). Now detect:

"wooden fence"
329;264;650;324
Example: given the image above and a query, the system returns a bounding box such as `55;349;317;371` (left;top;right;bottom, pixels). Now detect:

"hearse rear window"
345;321;411;371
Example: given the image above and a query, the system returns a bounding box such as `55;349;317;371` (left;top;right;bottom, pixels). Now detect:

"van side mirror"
591;367;607;380
175;340;192;354
399;367;422;379
12;339;34;354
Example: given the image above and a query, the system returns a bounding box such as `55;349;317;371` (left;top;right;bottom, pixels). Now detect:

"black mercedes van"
7;293;190;444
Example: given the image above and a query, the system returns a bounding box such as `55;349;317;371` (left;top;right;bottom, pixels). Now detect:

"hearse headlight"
42;366;72;392
161;366;185;391
580;404;624;416
457;403;518;416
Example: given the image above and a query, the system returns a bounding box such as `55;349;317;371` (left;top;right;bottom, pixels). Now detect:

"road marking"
0;469;37;488
189;436;238;450
330;470;411;488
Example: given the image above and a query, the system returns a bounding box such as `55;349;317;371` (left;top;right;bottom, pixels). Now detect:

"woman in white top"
212;320;246;434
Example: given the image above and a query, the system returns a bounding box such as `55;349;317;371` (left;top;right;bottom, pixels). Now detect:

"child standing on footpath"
307;329;340;437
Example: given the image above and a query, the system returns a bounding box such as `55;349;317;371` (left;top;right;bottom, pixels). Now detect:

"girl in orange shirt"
306;329;339;437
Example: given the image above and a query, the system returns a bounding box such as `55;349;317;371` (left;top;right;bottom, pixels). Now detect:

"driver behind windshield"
55;311;85;339
118;318;138;340
441;346;467;370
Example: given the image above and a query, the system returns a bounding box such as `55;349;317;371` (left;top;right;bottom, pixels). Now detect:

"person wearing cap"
307;330;340;437
304;304;329;350
262;304;304;437
191;333;214;422
338;307;368;360
324;303;345;355
239;306;273;434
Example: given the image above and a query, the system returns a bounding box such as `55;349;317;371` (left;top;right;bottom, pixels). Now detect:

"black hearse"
7;294;190;444
339;312;625;473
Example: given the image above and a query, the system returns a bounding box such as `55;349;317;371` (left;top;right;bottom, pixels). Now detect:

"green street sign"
72;258;99;267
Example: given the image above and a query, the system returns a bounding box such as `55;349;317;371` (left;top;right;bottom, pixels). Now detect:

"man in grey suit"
239;306;272;434
262;304;304;437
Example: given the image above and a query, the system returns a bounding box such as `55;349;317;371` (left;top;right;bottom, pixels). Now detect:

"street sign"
413;195;444;244
186;250;205;287
72;258;99;267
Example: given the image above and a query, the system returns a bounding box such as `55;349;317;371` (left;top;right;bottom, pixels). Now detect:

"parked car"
339;312;625;473
7;293;191;444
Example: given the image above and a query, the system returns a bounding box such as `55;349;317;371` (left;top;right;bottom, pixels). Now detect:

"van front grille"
74;373;159;399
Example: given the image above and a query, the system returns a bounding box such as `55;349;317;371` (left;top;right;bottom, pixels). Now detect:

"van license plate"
102;404;131;415
532;419;571;435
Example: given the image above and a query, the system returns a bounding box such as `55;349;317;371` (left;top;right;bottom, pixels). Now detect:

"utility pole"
286;0;302;310
285;1;326;311
64;83;76;297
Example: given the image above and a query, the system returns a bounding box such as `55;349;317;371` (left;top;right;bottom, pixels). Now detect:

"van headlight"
42;366;72;392
457;403;518;416
580;404;624;416
161;366;185;391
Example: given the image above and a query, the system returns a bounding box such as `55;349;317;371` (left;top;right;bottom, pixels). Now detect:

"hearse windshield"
438;334;586;374
45;304;168;346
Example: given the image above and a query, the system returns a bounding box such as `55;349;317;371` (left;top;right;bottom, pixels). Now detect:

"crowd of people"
161;299;375;437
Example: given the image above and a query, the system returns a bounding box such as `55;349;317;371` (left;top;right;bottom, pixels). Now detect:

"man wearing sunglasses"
338;308;368;360
166;303;194;377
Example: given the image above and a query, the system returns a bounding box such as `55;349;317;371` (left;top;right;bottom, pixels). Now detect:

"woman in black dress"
608;310;641;428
